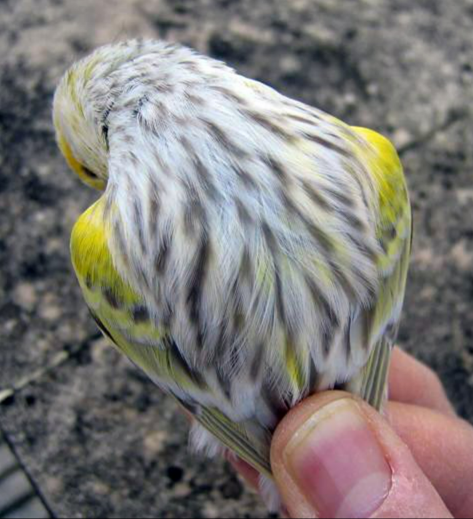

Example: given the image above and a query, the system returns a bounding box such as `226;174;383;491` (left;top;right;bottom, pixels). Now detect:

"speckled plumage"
53;39;411;505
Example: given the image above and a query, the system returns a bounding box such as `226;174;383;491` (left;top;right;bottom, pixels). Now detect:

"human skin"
229;348;473;518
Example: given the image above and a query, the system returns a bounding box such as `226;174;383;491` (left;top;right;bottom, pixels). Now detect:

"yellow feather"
352;127;411;274
352;127;403;204
285;339;305;395
71;199;136;301
56;130;105;190
71;199;204;390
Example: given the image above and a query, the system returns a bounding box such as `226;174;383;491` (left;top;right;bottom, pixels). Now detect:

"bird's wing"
342;127;412;409
72;200;215;392
70;197;273;476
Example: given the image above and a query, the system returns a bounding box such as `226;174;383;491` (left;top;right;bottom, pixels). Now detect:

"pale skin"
229;348;473;518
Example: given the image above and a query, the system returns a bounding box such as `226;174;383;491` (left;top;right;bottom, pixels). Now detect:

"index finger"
388;347;456;417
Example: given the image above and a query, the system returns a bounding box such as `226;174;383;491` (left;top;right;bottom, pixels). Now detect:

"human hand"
230;348;473;518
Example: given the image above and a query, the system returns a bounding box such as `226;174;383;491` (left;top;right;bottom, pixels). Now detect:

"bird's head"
53;40;147;190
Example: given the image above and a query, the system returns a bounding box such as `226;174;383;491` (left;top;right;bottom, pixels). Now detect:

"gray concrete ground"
0;0;472;517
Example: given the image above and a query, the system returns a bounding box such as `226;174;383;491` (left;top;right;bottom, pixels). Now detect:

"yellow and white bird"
53;39;411;507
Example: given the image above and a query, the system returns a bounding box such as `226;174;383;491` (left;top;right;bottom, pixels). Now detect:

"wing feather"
343;128;412;407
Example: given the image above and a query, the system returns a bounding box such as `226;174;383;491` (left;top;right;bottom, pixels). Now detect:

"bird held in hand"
53;39;411;508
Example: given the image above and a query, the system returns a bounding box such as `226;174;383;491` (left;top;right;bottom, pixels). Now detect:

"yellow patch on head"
57;130;105;190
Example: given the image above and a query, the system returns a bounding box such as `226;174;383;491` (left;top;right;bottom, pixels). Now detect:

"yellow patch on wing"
338;129;412;411
285;339;306;396
352;127;411;275
349;127;412;350
71;198;209;391
71;199;133;297
72;200;267;472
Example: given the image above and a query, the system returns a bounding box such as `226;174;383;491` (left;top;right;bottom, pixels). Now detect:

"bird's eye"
82;167;98;179
102;124;109;150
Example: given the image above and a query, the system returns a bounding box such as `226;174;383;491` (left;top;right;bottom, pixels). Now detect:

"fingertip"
271;391;352;518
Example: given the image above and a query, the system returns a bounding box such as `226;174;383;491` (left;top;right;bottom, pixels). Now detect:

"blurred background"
0;0;472;517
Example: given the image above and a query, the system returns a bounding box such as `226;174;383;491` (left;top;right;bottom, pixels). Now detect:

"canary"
53;39;411;508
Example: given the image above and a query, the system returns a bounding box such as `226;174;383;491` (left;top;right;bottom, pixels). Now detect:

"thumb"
271;391;452;518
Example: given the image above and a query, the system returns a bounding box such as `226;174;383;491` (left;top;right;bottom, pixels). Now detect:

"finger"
388;347;456;417
271;391;451;519
227;455;290;517
225;453;260;490
388;401;473;519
